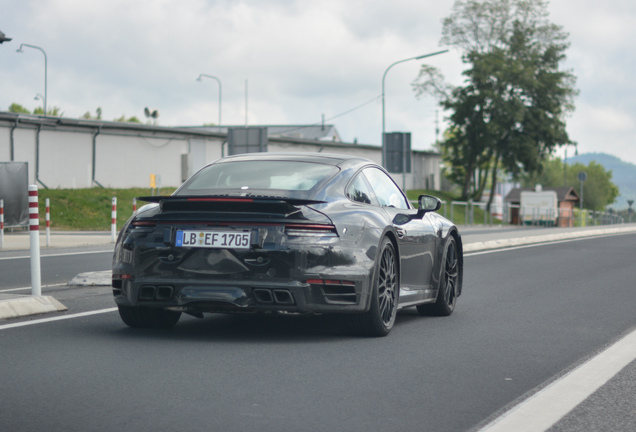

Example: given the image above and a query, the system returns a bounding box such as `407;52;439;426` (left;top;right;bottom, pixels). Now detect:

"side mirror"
416;194;441;218
393;195;442;225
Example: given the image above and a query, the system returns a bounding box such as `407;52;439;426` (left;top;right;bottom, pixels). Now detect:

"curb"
69;270;112;286
0;295;67;320
463;225;636;252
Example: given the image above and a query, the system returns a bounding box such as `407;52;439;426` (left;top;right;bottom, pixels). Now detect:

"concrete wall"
269;140;440;192
0;127;10;161
40;130;93;188
0;115;440;191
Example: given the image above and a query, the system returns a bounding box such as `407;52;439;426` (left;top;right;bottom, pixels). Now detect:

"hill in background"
568;153;636;210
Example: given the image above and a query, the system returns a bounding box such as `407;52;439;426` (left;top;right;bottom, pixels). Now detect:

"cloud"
2;0;636;165
572;103;634;133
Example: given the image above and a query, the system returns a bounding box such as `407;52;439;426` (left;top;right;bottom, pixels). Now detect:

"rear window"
179;160;338;194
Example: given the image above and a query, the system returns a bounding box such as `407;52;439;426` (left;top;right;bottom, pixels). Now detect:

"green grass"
407;189;495;226
38;187;176;231
34;187;495;231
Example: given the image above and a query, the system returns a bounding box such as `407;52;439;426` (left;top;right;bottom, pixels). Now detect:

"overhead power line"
272;94;382;136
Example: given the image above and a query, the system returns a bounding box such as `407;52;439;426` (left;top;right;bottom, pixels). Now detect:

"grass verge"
34;188;492;231
38;188;176;231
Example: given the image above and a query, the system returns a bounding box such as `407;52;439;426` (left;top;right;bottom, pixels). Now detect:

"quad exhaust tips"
253;288;295;305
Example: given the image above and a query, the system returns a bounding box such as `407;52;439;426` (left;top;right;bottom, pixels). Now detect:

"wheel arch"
383;229;401;285
362;230;400;312
449;228;464;297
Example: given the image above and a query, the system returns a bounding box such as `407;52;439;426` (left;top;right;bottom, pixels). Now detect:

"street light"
382;49;448;168
197;74;222;128
16;43;48;115
563;143;578;187
0;30;12;44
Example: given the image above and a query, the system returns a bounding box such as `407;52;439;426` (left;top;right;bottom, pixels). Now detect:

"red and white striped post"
132;198;137;217
28;185;42;296
45;198;51;247
0;199;4;249
111;197;117;242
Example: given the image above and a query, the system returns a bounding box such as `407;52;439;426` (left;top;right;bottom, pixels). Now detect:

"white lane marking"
464;234;619;257
0;249;113;261
478;327;636;432
0;307;118;331
0;282;68;293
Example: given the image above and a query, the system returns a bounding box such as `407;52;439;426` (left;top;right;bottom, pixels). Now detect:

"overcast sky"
2;0;636;165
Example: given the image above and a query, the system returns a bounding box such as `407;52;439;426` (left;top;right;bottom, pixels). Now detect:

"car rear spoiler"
137;195;326;206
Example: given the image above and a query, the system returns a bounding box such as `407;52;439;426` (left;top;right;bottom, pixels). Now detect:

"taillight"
131;221;156;227
306;279;355;286
284;223;338;237
187;197;254;202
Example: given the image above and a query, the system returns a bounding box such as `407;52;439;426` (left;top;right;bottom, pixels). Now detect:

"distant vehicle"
520;189;558;226
112;153;463;337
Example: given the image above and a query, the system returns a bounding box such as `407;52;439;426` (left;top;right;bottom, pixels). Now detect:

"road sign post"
28;185;42;296
111;197;117;242
578;172;587;226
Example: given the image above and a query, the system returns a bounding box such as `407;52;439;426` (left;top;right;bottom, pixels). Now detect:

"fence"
411;200;625;227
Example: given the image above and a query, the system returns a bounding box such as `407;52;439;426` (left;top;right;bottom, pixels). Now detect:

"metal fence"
411;199;624;227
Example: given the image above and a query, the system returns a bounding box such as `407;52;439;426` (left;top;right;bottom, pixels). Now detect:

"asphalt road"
1;233;636;431
0;245;113;289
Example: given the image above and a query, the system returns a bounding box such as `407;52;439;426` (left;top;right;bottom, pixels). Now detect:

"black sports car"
112;153;463;336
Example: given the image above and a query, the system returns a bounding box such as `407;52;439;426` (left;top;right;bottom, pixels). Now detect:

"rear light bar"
130;221;337;235
285;223;338;237
131;221;156;227
285;223;336;230
186;198;254;202
306;279;355;286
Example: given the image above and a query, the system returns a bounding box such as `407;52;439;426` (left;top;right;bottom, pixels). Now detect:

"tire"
118;305;182;329
357;237;399;337
417;236;459;317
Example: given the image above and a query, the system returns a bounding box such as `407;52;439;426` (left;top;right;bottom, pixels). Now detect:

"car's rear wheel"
118;305;182;329
357;237;399;337
417;236;459;316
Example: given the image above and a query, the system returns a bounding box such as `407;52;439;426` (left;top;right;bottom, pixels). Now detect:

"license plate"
175;230;251;249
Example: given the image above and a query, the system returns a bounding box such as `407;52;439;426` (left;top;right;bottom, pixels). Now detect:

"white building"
0;112;441;191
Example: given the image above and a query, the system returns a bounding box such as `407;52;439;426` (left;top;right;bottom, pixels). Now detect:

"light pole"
17;43;48;115
382;49;448;168
563;143;578;187
197;74;222;127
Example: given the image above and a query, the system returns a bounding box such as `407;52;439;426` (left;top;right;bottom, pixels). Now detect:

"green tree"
114;115;141;123
82;108;103;120
9;102;63;116
521;156;565;188
8;103;31;114
33;106;63;116
413;0;577;208
522;158;619;210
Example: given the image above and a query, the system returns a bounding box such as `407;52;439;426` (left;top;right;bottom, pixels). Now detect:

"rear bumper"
112;276;371;314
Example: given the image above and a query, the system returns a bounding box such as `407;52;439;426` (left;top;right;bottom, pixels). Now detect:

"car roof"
215;152;374;168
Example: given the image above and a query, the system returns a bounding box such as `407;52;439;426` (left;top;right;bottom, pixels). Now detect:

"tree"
114;115;141;123
9;102;63;116
82;107;103;120
33;106;63;116
522;157;619;210
413;0;577;208
8;103;31;114
520;156;565;188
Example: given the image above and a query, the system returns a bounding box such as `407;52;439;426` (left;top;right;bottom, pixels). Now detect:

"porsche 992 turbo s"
112;153;463;336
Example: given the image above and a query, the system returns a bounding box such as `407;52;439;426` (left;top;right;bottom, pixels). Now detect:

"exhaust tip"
253;289;274;304
273;289;295;305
